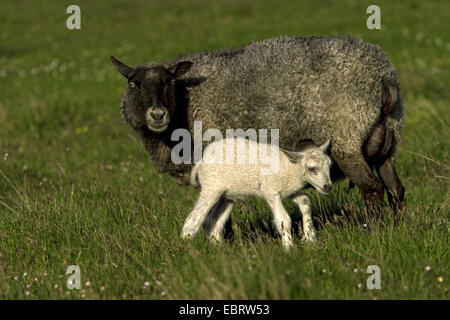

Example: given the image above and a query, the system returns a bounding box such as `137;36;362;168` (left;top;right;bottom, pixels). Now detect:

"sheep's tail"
365;78;403;160
381;79;398;116
382;76;403;154
190;162;201;187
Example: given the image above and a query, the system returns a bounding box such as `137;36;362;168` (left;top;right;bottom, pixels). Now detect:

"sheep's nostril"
324;184;331;192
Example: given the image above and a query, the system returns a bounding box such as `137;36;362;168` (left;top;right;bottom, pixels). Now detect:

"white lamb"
181;137;333;249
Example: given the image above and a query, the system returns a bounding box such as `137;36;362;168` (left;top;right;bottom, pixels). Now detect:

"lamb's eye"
308;167;317;174
129;82;136;88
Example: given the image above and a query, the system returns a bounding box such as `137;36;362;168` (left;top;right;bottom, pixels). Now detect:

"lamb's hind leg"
181;189;223;239
334;153;385;217
265;194;293;250
203;198;234;243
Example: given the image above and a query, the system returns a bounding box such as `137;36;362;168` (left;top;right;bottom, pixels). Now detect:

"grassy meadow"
0;0;448;299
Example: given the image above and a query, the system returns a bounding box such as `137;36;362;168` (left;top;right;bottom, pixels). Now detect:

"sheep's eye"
129;82;136;88
308;167;317;174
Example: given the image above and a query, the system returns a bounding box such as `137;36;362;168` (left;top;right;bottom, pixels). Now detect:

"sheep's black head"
110;56;192;133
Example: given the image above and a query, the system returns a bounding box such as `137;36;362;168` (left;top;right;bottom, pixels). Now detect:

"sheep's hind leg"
181;189;223;239
203;198;234;244
265;195;293;250
334;154;385;218
376;157;405;217
292;194;315;243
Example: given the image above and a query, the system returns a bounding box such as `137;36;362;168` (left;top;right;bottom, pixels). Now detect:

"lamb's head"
110;56;192;133
298;140;333;194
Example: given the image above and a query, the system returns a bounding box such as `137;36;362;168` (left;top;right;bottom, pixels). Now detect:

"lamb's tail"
190;162;201;187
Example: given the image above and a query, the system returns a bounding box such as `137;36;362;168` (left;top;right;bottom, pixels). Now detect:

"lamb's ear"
167;61;193;77
110;56;133;79
319;140;331;153
281;149;304;163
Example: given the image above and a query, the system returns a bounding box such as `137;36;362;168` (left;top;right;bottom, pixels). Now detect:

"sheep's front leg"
181;189;223;239
265;194;293;250
292;194;316;243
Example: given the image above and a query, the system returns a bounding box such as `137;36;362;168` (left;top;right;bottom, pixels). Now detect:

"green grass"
0;0;448;299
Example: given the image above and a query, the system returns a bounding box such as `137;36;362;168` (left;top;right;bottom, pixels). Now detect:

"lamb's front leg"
181;189;223;239
265;194;293;250
292;194;316;243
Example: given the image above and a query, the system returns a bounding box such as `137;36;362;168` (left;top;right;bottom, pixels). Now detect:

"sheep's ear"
319;140;331;153
110;56;133;79
167;61;193;77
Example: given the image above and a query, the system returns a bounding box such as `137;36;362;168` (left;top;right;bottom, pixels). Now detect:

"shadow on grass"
223;183;398;243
